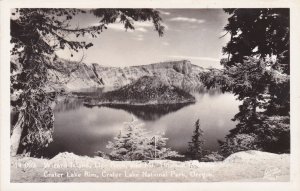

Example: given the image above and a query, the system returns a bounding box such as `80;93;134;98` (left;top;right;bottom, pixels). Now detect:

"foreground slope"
11;150;289;182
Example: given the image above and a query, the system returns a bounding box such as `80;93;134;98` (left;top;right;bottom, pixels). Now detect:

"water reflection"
84;102;194;121
44;89;240;158
54;97;83;113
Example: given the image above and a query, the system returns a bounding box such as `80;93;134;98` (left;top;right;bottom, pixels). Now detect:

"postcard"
1;0;300;191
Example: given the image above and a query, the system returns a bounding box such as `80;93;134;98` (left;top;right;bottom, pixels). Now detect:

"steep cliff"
47;59;204;92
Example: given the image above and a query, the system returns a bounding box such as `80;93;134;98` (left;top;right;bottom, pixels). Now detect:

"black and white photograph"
1;0;300;190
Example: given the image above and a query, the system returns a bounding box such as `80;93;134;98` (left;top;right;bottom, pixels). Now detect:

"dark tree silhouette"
10;8;165;157
187;119;205;160
200;9;290;156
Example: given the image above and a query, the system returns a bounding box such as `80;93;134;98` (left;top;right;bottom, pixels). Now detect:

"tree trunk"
10;112;24;156
252;97;257;118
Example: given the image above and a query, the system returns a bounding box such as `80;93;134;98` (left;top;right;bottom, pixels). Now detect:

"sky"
57;9;230;69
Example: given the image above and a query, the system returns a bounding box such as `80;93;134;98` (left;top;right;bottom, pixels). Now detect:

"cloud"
162;42;170;46
90;20;168;33
159;10;171;15
135;27;147;32
132;34;144;41
169;17;205;24
167;55;220;62
108;23;149;33
106;23;134;32
135;21;169;31
134;21;153;28
91;21;152;33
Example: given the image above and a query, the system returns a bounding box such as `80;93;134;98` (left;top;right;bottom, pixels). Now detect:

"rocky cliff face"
47;60;204;92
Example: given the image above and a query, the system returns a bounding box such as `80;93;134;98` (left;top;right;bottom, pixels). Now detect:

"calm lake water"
44;88;240;158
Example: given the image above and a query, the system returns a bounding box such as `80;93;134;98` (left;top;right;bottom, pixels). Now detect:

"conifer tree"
10;8;164;157
106;118;182;160
187;119;205;160
147;133;182;159
200;9;290;155
106;118;149;160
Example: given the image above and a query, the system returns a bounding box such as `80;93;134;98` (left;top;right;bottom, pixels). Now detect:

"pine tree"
187;119;205;160
208;9;290;155
106;118;147;160
106;118;182;160
146;133;182;160
10;8;165;157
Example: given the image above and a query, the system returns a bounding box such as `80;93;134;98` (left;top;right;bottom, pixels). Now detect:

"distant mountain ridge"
47;59;205;92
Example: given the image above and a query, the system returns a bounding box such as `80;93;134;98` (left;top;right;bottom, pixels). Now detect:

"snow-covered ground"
11;150;289;182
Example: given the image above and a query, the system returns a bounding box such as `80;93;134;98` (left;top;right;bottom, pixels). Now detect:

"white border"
1;0;300;191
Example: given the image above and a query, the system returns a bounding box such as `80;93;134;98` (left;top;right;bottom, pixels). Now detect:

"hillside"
46;59;204;92
86;76;196;105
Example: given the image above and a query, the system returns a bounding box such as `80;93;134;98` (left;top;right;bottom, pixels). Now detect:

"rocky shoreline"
83;99;196;107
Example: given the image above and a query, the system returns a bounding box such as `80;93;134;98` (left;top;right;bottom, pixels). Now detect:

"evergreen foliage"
201;152;224;162
200;9;290;156
106;118;182;160
186;119;205;160
10;8;164;157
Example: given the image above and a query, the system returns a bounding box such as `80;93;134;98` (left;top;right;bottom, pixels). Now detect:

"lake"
44;88;240;159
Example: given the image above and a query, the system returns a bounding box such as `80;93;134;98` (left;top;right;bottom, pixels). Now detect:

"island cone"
87;76;196;105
